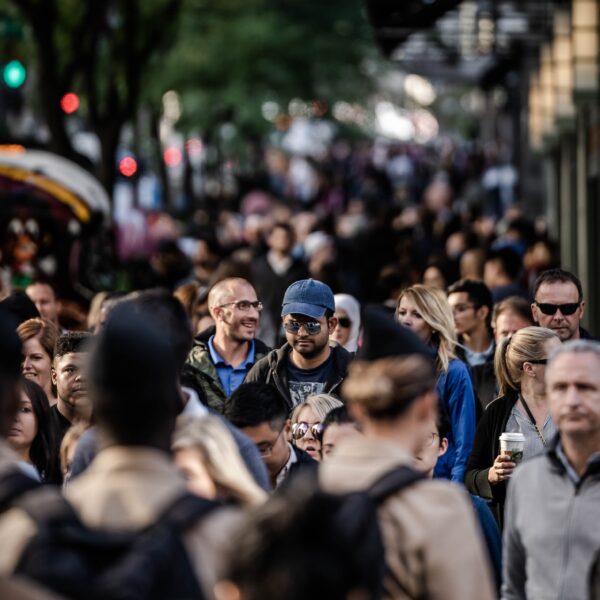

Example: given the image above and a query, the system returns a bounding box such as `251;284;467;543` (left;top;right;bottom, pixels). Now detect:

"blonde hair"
290;394;343;424
396;284;457;372
495;326;558;397
342;356;436;420
173;415;267;507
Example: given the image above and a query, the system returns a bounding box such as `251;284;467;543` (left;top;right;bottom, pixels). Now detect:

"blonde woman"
465;326;560;524
396;284;476;482
173;415;267;507
290;394;343;461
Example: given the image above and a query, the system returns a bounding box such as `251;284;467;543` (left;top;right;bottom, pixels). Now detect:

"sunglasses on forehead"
535;302;580;316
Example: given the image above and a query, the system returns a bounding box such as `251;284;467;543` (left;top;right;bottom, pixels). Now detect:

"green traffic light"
3;60;27;88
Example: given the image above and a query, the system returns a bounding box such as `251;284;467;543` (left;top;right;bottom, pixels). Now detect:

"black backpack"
13;486;220;600
0;468;41;513
278;464;425;600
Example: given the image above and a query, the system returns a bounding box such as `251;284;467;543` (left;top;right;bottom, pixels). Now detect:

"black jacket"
245;343;353;412
455;341;498;414
464;393;516;525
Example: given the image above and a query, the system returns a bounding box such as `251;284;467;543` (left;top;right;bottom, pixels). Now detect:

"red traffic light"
60;92;80;114
119;156;138;177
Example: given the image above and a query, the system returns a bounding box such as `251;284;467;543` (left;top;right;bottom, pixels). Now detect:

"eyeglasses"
534;302;580;316
422;432;441;447
337;317;352;329
283;320;321;335
217;300;263;312
256;428;284;457
292;421;324;441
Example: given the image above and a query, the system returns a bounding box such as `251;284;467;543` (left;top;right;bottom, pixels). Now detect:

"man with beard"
246;279;352;411
185;278;270;413
51;332;92;444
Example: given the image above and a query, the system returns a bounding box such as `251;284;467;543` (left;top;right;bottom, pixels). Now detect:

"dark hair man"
320;406;360;461
251;223;308;348
503;340;600;599
51;332;92;443
447;279;496;409
492;296;534;343
224;382;316;489
25;281;61;327
483;248;528;303
531;268;592;342
246;279;352;410
185;278;270;413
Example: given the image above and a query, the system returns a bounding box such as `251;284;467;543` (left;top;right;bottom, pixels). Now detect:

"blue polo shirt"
208;336;256;397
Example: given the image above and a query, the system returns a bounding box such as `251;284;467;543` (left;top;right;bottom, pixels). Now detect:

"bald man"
184;278;271;413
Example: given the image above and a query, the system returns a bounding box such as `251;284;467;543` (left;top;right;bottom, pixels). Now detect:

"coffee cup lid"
500;432;525;442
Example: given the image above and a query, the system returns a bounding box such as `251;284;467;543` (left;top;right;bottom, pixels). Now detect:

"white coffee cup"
499;432;525;465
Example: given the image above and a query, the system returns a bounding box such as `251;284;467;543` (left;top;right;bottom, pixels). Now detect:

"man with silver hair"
502;340;600;600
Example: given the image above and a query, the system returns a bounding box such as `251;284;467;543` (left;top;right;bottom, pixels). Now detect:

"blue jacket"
434;359;476;483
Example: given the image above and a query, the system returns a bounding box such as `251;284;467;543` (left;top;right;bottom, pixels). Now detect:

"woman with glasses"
330;294;361;353
396;284;476;483
465;326;560;525
290;394;343;461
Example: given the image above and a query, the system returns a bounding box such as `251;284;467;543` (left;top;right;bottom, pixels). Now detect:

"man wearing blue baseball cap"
246;279;352;411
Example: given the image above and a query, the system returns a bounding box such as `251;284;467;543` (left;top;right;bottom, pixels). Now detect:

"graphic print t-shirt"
286;351;334;407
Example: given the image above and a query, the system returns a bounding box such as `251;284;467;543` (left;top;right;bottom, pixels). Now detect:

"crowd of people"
0;138;596;599
0;254;598;599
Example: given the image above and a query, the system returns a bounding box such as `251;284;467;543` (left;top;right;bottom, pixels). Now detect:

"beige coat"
0;445;242;600
319;436;496;600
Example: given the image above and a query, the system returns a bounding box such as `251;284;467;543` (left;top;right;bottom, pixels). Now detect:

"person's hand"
488;454;516;484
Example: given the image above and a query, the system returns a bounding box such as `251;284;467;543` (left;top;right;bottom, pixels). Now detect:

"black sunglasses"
535;302;580;316
525;359;548;365
337;317;352;328
283;320;321;335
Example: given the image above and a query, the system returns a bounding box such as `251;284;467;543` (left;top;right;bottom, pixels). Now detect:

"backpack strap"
0;469;42;514
154;492;223;532
367;465;426;504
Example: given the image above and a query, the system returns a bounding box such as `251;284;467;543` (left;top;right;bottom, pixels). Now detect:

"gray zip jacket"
502;436;600;600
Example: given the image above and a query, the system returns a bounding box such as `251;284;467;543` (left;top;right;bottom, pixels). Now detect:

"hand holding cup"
488;454;516;484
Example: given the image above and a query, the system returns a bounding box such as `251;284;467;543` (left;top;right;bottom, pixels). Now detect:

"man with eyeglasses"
185;277;270;413
225;382;317;489
531;268;594;343
447;279;497;410
246;279;352;411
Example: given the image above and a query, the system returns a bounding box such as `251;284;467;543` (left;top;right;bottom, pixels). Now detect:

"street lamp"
572;0;599;96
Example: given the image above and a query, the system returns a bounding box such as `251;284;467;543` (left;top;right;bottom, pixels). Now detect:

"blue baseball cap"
281;279;335;320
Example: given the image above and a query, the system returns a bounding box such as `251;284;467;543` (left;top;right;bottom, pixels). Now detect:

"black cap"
0;290;39;325
356;304;433;362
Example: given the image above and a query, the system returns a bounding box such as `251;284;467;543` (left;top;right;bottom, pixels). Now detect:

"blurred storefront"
364;0;600;332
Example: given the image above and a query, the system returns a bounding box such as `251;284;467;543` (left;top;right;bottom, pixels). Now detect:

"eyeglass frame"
423;432;441;447
291;421;324;441
256;426;285;457
283;319;322;335
216;300;263;312
534;301;581;316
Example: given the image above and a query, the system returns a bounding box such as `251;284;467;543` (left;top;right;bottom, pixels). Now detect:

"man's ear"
439;437;449;458
51;366;57;386
531;303;540;325
284;418;292;441
477;305;490;323
326;316;338;335
579;300;586;320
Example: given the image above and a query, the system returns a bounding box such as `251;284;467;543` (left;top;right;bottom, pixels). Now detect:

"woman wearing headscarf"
331;294;361;354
